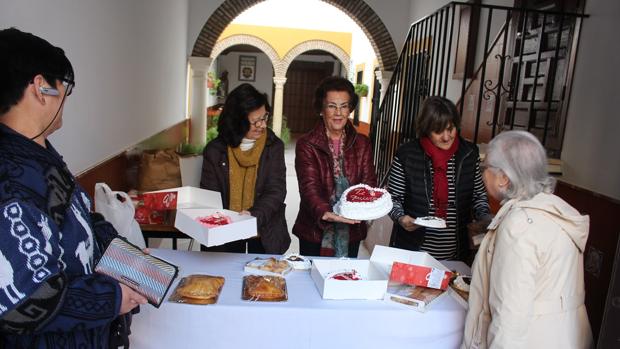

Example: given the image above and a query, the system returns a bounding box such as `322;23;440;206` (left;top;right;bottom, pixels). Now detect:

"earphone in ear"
39;86;60;96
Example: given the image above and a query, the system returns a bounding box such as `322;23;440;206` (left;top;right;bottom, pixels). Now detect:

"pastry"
242;275;287;301
334;184;393;220
171;274;225;305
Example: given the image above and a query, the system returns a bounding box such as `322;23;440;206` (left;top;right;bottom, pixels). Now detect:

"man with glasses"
0;28;145;349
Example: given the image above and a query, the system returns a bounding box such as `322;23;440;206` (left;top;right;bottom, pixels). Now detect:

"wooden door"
284;61;334;134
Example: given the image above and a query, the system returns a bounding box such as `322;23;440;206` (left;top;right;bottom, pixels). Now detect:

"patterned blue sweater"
0;124;121;348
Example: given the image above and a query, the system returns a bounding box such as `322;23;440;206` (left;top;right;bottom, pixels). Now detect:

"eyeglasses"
35;75;75;96
57;80;74;96
324;102;351;114
250;113;269;127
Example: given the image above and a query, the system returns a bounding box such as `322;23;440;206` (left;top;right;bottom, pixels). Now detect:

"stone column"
188;56;213;145
375;70;393;104
272;76;287;137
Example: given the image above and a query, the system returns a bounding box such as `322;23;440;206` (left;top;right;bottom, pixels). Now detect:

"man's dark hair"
313;76;358;114
414;96;461;138
217;83;270;147
0;27;75;115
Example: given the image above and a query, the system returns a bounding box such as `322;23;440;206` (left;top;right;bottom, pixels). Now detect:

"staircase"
369;1;587;184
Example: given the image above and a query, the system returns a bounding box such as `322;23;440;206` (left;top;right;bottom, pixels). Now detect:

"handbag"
95;237;178;307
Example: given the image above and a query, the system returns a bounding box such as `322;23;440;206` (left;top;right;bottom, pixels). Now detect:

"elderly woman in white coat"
462;130;593;349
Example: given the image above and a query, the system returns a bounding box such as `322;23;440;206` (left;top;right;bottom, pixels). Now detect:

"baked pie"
170;274;225;305
242;275;287;301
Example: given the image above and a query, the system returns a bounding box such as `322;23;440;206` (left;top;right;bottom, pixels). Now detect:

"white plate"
414;216;447;228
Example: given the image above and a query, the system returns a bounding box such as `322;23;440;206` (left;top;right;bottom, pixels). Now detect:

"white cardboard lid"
145;186;223;209
369;245;450;275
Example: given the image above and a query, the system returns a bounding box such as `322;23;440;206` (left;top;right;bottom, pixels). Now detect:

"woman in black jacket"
387;96;491;261
200;83;290;254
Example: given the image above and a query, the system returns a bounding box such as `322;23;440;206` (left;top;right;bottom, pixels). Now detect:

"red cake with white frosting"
334;184;393;220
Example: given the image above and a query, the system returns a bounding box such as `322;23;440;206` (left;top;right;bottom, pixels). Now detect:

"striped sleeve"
471;158;491;220
387;155;407;222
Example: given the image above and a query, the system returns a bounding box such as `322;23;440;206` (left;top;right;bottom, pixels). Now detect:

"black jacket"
200;129;290;254
390;137;481;259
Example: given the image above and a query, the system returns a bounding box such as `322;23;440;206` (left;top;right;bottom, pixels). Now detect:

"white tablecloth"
129;249;470;349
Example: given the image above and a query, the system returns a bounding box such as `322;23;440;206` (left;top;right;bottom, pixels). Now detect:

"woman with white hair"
462;130;593;348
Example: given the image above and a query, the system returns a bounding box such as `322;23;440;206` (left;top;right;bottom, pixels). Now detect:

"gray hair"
485;130;556;200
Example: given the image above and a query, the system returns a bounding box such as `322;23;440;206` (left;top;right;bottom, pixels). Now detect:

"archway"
192;0;397;71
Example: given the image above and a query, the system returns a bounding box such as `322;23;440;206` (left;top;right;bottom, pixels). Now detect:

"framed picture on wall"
238;55;256;82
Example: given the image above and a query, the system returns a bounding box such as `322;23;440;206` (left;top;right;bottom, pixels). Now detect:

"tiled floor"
151;137;370;258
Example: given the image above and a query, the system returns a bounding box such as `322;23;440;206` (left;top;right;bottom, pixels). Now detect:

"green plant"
354;83;369;97
207;72;221;96
177;142;205;155
206;126;218;144
280;125;291;146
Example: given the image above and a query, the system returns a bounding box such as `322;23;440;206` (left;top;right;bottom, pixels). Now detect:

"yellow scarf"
228;132;267;212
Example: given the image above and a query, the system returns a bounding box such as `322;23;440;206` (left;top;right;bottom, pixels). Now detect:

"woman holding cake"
387;96;491;261
200;83;290;254
293;76;377;258
462;131;592;348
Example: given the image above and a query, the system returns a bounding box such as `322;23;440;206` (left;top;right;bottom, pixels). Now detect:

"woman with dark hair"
200;83;290;254
293;76;377;257
387;96;491;261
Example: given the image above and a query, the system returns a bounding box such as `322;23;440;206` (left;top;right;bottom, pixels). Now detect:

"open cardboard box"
371;245;452;312
175;207;257;247
311;258;389;300
146;186;257;247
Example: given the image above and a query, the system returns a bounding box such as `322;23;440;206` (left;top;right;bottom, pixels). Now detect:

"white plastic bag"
94;182;146;249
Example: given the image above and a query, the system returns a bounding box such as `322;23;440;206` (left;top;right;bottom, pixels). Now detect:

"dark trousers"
299;239;360;258
201;238;265;254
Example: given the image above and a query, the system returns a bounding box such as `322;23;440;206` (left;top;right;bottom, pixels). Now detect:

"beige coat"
461;193;593;349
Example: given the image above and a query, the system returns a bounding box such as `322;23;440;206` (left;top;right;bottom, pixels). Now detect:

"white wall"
561;0;620;200
0;0;189;173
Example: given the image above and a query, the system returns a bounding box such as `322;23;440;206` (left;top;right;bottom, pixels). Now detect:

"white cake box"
311;258;390;300
174;207;257;247
147;186;258;247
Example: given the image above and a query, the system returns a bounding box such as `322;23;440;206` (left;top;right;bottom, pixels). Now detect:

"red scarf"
420;136;459;218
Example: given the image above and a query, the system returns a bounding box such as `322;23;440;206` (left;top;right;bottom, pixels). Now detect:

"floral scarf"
320;129;350;257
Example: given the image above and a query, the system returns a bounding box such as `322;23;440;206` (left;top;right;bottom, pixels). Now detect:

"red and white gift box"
389;261;452;290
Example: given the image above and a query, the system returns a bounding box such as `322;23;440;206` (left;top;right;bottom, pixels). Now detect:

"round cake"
334;184;393;220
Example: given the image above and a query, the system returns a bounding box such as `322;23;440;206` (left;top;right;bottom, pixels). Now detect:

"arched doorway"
279;41;350;134
192;0;397;72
